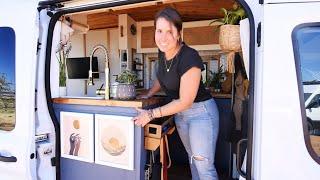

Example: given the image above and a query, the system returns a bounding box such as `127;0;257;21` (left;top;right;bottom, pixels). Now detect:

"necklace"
164;45;182;72
164;57;174;72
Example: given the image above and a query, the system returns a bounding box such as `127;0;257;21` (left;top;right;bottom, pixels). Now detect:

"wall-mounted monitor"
66;57;99;79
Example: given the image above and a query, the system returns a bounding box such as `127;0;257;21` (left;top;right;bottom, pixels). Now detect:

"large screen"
66;57;99;79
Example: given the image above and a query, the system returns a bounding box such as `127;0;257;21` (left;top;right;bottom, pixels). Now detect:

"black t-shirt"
156;43;212;102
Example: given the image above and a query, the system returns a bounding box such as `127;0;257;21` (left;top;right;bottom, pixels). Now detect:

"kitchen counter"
52;96;163;108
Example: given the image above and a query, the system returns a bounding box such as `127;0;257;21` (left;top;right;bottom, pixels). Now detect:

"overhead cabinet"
137;20;221;53
182;20;221;51
137;21;158;53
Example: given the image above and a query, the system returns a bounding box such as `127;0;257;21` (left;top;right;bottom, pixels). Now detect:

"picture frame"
60;111;94;163
219;54;228;72
209;59;219;73
95;114;134;170
202;62;208;83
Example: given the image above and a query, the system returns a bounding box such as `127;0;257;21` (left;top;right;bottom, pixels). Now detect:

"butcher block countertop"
52;97;163;108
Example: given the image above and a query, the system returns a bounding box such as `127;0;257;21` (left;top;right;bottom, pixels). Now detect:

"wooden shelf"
133;50;144;88
211;92;232;99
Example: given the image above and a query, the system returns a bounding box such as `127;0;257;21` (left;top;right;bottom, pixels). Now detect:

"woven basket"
219;25;241;52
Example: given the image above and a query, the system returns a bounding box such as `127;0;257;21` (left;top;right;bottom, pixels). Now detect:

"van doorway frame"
41;0;256;179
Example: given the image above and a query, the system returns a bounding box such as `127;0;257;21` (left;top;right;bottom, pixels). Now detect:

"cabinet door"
182;20;221;51
137;21;158;53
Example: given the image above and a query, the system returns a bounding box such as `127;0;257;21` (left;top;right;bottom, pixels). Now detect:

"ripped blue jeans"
175;98;219;180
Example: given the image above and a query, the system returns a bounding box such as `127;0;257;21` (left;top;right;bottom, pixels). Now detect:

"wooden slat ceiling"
84;0;236;30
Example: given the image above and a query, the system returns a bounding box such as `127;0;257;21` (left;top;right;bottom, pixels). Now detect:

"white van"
305;86;320;131
1;0;320;180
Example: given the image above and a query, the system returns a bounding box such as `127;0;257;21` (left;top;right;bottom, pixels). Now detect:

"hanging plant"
210;3;247;52
210;3;247;26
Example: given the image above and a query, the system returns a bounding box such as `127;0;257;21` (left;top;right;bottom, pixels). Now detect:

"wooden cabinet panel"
87;13;118;29
141;26;157;48
183;26;219;45
138;20;221;52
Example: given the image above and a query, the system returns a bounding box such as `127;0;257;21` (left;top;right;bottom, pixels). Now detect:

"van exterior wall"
243;0;264;179
257;2;320;180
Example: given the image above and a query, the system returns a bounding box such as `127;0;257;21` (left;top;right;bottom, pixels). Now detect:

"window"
0;27;15;131
293;24;320;161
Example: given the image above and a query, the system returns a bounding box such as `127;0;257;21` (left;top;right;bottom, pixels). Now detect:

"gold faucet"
87;44;110;100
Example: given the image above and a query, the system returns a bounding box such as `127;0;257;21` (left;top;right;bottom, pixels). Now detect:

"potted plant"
210;3;247;52
207;65;225;93
114;70;138;100
56;42;72;96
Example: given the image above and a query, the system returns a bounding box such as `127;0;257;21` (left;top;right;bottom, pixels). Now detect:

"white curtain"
51;21;74;98
240;18;250;80
50;21;62;98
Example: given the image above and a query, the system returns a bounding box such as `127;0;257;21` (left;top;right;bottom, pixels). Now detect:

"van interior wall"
53;0;249;179
67;28;120;96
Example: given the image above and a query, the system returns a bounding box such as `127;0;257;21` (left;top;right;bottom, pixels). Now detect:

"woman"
132;7;219;180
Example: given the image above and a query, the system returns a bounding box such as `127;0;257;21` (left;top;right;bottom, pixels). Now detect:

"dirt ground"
0;108;15;131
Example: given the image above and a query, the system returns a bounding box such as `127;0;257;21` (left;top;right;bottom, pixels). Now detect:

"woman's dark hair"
154;7;183;35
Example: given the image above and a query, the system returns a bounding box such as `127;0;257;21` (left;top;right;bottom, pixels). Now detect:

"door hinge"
51;157;56;166
37;41;41;54
35;89;38;112
259;0;264;4
257;22;262;47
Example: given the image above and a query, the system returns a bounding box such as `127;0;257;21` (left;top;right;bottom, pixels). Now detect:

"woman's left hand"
132;108;153;127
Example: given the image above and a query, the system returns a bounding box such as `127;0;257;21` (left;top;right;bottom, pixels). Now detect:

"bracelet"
153;108;158;118
147;109;154;120
151;109;155;119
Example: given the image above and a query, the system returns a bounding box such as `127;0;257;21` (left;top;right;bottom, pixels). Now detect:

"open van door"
0;1;39;180
254;0;320;179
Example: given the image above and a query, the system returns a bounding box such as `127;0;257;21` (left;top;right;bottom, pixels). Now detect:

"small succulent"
116;70;138;84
